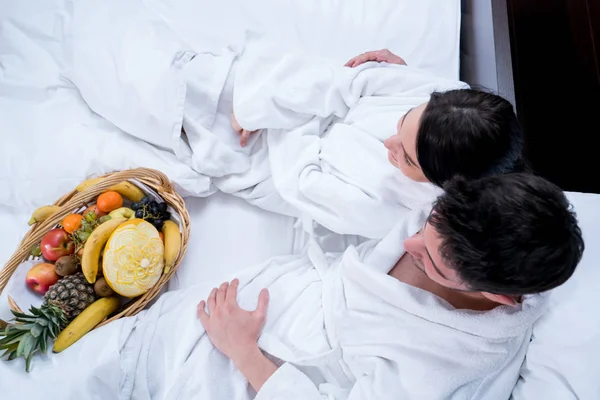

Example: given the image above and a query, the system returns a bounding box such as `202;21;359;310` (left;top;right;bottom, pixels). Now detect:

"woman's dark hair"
416;89;527;187
429;174;585;296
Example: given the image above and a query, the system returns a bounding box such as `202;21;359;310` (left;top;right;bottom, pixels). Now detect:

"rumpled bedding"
64;0;468;238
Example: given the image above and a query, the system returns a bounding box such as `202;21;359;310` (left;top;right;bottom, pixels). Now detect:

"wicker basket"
0;168;190;329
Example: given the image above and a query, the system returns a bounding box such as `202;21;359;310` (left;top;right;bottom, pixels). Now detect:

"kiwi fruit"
94;277;114;297
54;255;79;277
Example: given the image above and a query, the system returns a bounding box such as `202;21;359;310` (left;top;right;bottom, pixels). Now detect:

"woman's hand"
344;49;407;68
198;279;270;365
231;113;258;147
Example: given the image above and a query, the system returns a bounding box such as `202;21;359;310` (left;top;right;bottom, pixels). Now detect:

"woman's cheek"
399;164;419;181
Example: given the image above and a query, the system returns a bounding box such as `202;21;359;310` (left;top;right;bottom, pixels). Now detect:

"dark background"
507;0;600;193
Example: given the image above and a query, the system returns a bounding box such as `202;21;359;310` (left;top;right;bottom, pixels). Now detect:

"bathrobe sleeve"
233;42;365;132
232;39;462;132
254;363;349;400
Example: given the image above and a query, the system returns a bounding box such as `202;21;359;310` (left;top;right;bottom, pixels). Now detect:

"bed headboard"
460;0;516;109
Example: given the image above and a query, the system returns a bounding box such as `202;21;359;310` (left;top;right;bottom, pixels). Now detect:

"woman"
233;49;526;188
383;88;525;186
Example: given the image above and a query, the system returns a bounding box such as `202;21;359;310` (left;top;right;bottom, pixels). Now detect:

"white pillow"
144;0;462;80
512;192;600;399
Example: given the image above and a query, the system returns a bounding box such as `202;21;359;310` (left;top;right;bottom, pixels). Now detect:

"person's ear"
481;292;519;307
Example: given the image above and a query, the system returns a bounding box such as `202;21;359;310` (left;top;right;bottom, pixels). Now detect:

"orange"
96;191;123;213
62;214;84;234
159;232;165;243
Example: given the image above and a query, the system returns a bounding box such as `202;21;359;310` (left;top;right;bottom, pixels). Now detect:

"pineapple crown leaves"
0;303;67;372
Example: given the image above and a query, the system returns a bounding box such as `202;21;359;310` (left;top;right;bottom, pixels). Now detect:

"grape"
77;231;91;242
149;202;159;215
85;212;96;223
131;202;139;210
146;218;155;225
157;202;168;214
30;244;42;257
162;211;171;221
140;197;150;205
153;218;164;230
135;210;144;219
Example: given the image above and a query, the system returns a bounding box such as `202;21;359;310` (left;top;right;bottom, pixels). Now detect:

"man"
1;174;583;400
197;173;583;399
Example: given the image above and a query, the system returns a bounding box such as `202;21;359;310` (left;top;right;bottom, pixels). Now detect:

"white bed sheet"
168;193;302;291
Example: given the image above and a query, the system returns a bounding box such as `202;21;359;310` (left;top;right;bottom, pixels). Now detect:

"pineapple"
44;272;96;320
0;273;96;371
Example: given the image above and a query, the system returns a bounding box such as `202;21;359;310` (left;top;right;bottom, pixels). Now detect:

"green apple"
108;207;135;220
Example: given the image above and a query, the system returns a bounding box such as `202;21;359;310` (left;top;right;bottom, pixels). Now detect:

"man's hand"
198;279;277;392
344;49;407;68
231;113;258;147
198;279;269;365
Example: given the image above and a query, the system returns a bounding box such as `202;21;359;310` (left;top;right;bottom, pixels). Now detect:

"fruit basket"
0;168;190;370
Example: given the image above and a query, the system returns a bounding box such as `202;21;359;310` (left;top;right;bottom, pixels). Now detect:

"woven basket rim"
0;168;190;329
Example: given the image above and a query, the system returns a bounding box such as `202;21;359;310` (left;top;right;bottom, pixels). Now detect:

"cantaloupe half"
103;219;164;297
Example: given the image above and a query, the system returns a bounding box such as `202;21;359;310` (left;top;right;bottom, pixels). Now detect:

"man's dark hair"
417;89;528;187
429;174;584;295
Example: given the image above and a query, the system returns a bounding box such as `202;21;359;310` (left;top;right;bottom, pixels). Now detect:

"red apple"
26;263;59;295
41;228;75;262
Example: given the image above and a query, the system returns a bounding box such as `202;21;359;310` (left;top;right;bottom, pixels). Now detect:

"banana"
28;205;60;226
75;177;105;192
81;218;126;283
53;297;120;353
107;181;145;202
76;178;144;202
162;220;182;274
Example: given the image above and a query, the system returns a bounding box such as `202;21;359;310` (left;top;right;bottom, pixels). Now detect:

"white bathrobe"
0;210;548;400
211;39;469;239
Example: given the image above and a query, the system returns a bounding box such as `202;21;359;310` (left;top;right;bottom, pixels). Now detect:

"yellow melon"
102;219;164;297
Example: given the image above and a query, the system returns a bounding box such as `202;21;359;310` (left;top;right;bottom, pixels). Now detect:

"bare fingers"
240;130;252;147
254;288;270;320
207;287;217;313
226;279;240;305
217;282;229;306
197;300;209;326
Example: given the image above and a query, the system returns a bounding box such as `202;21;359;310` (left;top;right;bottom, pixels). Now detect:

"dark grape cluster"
131;197;170;230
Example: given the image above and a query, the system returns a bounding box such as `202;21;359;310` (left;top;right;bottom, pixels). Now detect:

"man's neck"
388;254;500;311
